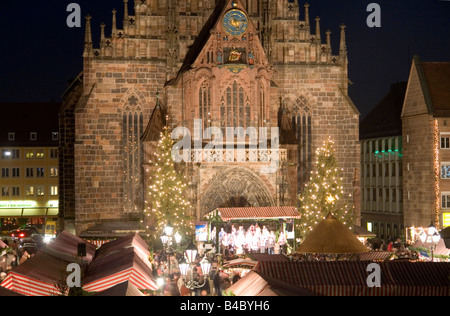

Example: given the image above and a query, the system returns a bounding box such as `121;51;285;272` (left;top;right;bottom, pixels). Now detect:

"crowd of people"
211;224;289;257
152;251;240;296
0;239;34;281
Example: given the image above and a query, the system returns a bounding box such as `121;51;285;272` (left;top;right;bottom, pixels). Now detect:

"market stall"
227;270;315;296
82;233;158;293
204;206;301;254
252;260;450;296
0;231;95;296
296;213;369;255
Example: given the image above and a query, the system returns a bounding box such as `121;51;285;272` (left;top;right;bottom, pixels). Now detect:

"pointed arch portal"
200;167;275;218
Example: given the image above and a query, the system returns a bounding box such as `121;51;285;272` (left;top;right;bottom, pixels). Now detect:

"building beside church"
60;0;360;237
359;82;406;240
401;56;450;231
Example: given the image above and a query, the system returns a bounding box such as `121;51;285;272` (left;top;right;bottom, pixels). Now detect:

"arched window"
198;81;211;129
291;96;312;194
220;81;250;132
123;95;144;213
259;82;267;127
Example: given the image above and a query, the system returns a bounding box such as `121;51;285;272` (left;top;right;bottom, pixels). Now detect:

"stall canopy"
227;270;315;296
207;206;300;221
412;239;450;257
252;261;450;296
0;231;95;296
297;213;369;254
93;281;146;297
1;252;73;296
82;233;158;293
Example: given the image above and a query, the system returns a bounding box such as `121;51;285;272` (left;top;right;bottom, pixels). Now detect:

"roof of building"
359;82;407;140
418;59;450;117
0;102;60;147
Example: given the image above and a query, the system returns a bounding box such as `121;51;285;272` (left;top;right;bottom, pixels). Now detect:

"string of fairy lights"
434;119;440;230
296;136;354;238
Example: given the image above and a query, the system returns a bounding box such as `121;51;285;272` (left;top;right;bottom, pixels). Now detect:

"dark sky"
0;0;449;119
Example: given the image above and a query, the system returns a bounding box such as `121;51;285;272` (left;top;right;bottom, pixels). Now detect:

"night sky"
1;0;449;119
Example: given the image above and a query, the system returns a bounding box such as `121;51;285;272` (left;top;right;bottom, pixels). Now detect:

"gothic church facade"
60;0;360;236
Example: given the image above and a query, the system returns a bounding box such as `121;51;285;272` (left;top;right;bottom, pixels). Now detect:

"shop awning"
207;206;300;221
253;261;450;296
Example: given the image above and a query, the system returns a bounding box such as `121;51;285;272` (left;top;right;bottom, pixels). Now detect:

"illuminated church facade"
59;0;360;236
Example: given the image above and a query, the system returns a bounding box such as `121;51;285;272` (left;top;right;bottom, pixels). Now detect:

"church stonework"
60;0;360;236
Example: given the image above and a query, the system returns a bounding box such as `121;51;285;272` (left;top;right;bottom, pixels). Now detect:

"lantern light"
185;241;198;264
200;256;211;275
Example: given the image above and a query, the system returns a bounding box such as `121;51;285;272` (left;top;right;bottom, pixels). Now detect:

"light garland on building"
434;119;440;230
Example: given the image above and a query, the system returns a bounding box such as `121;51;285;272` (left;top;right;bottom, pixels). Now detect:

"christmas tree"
296;136;354;238
144;127;194;244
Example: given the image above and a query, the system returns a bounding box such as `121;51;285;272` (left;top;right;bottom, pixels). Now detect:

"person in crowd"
213;269;224;296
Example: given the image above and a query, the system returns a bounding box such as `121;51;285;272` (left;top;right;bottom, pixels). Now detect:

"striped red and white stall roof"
213;206;300;221
83;266;157;293
1;272;62;296
82;234;158;293
254;261;450;296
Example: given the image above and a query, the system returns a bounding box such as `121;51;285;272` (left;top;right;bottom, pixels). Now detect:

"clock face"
223;9;248;36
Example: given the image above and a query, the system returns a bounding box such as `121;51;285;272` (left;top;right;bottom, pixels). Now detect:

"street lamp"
179;241;212;291
160;224;176;275
419;223;441;261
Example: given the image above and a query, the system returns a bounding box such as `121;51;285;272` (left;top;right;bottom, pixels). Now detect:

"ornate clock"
223;9;248;36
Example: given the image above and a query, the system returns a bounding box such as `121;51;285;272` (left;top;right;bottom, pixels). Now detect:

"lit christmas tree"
296;136;354;238
144;127;194;244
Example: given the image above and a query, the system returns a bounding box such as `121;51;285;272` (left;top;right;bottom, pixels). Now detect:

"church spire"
315;16;321;42
83;14;93;58
304;3;310;33
112;8;117;37
339;24;347;57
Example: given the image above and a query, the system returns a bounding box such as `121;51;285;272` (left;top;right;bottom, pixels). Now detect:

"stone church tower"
60;0;360;237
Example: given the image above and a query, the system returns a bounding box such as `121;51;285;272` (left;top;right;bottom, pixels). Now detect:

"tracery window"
123;95;144;213
220;81;250;133
199;81;211;130
291;96;312;194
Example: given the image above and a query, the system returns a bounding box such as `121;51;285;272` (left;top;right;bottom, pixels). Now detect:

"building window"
26;151;34;159
36;186;45;196
2;150;12;159
26;168;34;178
291;95;312;195
12;168;20;178
1;168;9;178
52;132;59;141
220;81;250;131
123;95;144;213
441;134;450;149
442;193;450;209
441;163;450;179
50;149;58;159
1;187;9;197
12;187;20;196
26;186;34;197
8;133;15;141
199;81;211;130
36;168;44;178
50;167;58;177
30;132;37;141
50;186;58;196
36;151;45;159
